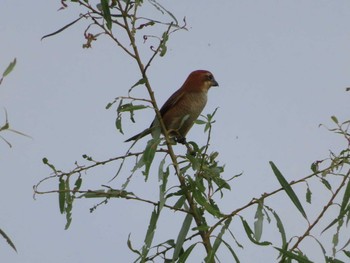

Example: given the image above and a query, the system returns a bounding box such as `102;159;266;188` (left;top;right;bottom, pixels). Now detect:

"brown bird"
125;70;219;144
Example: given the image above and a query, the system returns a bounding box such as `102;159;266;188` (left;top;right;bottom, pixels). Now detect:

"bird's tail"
124;128;152;142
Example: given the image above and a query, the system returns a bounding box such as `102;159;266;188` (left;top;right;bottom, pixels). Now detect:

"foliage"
35;1;350;262
0;59;18;252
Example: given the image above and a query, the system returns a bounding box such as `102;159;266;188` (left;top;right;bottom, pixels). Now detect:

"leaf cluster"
34;1;350;262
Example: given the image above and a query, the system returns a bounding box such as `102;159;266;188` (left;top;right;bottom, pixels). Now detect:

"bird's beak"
211;78;219;87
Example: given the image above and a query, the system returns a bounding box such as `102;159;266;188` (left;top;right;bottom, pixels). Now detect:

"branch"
143;22;173;74
208;164;341;236
33;188;189;214
288;169;350;253
116;0;215;256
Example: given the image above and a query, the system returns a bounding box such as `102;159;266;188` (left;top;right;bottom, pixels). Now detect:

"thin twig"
208;164;343;236
288;169;350;253
34;188;189;214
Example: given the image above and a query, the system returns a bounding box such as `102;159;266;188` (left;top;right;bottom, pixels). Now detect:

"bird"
125;70;219;144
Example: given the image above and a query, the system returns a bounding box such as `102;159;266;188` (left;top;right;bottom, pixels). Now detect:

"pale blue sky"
1;1;350;262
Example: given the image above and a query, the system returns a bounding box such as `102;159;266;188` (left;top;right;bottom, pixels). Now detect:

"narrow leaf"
2;58;16;77
206;218;232;262
275;247;313;263
322;217;343;234
172;213;193;261
240;217;271;246
343;250;350;258
158;158;168;211
320;178;332;191
41;16;85;40
129;78;146;92
270;161;307;219
193;190;222;217
340;179;350;213
74;177;82;191
142;138;161;180
59;177;66;214
100;0;112;30
141;208;159;259
127;234;141;256
0;228;17;252
178;243;197;263
173;196;186;210
118;104;147;112
159;32;169;57
272;210;287;247
331;116;339;124
254;202;264;241
306;186;312;204
221;238;240;263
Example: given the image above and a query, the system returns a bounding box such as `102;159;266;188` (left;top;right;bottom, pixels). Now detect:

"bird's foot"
175;136;187;144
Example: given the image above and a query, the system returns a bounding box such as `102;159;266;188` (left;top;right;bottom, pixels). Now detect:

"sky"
1;0;350;262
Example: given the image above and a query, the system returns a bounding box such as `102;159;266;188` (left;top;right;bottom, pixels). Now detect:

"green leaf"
148;0;178;24
322;217;342;234
240;217;271;246
340;179;350;213
64;179;73;230
206;218;232;263
213;176;231;192
272;210;287;248
158;157;169;211
270;161;307;219
2;58;16;77
221;238;240;263
59;177;66;214
328;258;346;263
193;190;222;217
194;119;206;125
118;103;147;113
65;202;72;230
142;138;161;180
172;213;193;261
173;196;186;210
127;234;141;256
343;250;350;258
115;115;123;134
331;115;339;124
159;32;169;57
177;243;197;263
310;162;318;173
306;186;312;204
274;247;313;263
311;236;327;261
73;177;82;191
141;208;159;260
100;0;112;30
320;178;332;191
129;78;146;92
0;228;17;252
254;202;264;241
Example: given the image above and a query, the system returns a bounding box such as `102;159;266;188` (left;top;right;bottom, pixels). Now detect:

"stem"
34;188;189;214
116;0;214;257
208;165;341;237
288;169;350;253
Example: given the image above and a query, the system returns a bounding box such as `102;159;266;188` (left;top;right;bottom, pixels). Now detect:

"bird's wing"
159;89;185;117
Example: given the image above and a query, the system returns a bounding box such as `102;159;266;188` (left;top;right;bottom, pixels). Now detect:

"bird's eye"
207;74;213;80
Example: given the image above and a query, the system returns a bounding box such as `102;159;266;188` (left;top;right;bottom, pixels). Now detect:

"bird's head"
183;70;219;93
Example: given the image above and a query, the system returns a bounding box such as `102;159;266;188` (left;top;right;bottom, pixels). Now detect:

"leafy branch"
36;1;350;262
